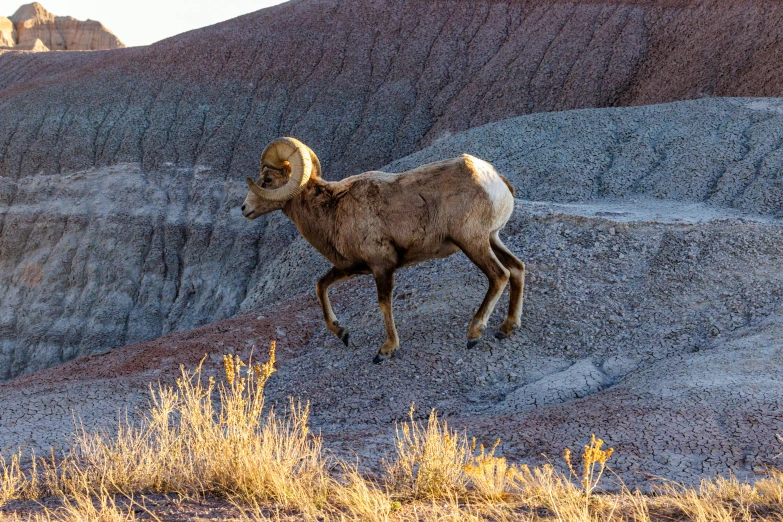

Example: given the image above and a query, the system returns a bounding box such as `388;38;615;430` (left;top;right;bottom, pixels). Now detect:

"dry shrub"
329;465;393;522
0;452;27;507
8;343;783;521
515;463;580;511
65;343;329;514
463;438;521;501
384;406;526;503
657;475;756;522
564;435;614;501
510;435;627;522
756;468;783;507
0;485;139;522
385;406;470;500
0;451;44;507
52;485;139;522
393;496;522;521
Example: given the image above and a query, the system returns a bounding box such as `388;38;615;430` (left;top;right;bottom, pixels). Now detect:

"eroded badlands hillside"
4;0;783;377
3;0;783;180
2;98;783;380
2;101;783;488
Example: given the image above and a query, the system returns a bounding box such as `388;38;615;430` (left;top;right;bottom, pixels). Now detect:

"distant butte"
0;2;124;51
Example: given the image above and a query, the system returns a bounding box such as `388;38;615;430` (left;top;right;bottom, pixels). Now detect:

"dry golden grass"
2;342;783;521
756;467;783;510
328;465;394;522
385;405;470;500
0;485;141;522
0;453;26;507
67;343;331;516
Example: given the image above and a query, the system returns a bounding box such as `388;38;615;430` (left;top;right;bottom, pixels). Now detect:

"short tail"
500;175;515;197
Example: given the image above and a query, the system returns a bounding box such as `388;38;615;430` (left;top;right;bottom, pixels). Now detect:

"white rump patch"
465;155;513;229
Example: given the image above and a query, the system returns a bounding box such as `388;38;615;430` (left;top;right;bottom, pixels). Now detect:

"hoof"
373;353;387;364
334;326;350;346
467;339;480;350
498;320;520;337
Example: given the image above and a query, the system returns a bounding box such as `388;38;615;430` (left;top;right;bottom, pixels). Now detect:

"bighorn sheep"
241;137;526;363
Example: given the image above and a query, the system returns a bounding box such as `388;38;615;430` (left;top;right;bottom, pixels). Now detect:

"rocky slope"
1;3;124;51
2;97;783;380
2;167;782;487
3;0;783;180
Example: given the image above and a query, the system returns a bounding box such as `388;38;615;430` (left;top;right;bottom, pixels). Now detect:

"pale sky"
1;0;287;47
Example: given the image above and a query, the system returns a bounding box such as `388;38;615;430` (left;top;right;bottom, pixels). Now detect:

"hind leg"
490;231;525;338
457;238;510;348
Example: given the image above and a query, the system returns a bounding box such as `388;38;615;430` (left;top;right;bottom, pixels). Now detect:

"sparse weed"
53;485;140;522
329;465;393;522
757;467;783;507
564;434;614;502
463;438;521;501
69;342;330;514
385;405;469;500
658;475;755;522
0;452;26;507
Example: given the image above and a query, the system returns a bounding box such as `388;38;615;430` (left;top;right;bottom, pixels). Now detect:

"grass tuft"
385;405;469;500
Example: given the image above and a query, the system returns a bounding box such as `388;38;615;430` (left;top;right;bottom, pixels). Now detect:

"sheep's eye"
263;177;272;185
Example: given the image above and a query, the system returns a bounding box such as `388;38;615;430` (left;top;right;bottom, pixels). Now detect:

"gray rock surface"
0;164;301;378
503;359;612;408
386;97;783;216
3;97;783;380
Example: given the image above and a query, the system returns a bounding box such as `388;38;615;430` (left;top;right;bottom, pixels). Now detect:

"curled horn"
246;137;313;202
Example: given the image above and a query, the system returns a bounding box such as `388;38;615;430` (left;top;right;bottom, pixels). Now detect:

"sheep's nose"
241;204;247;212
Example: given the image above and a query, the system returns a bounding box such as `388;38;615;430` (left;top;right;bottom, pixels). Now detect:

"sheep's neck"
281;178;348;267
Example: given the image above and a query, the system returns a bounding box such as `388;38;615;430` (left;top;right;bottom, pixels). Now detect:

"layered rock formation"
1;2;123;51
0;17;15;47
2;0;783;181
2;97;783;380
3;0;783;379
1;0;783;490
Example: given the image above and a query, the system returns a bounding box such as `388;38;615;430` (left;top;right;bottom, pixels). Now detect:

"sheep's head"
241;137;321;219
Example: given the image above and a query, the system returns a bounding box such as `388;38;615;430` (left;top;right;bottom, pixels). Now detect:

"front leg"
371;267;399;364
316;267;357;346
